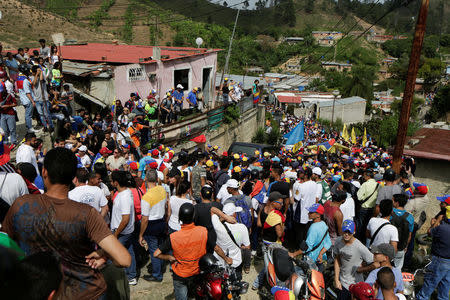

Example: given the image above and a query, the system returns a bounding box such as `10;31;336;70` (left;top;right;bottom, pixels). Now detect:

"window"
174;69;190;91
127;67;145;82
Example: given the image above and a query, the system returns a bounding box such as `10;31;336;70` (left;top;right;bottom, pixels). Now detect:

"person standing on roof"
252;79;260;106
172;84;184;121
186;87;198;114
220;78;230;106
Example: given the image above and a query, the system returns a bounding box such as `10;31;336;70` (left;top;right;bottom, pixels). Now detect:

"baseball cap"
413;182;428;195
152;149;159;156
176;84;184;89
226;179;239;189
263;152;270;157
342;219;356;234
121;143;130;149
437;195;450;205
99;147;112;155
206;160;214;167
254;150;260;156
78;145;87;152
233;153;240;160
371;243;395;260
349;282;375;300
269;191;284;202
312;167;322;176
168;167;181;178
128;161;139;170
222;151;228;157
307;203;324;215
223;203;243;216
233;166;242;173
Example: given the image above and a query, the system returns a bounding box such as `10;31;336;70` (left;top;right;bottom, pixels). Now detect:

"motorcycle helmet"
383;168;396;182
199;253;219;272
201;185;213;200
250;169;260;180
18;64;31;76
179;203;195;224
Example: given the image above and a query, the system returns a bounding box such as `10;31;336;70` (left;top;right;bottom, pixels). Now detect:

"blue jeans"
416;255;450;300
118;233;137;280
253;243;269;288
23;103;33;130
173;278;188;300
1;114;16;144
35;101;53;128
143;219;165;281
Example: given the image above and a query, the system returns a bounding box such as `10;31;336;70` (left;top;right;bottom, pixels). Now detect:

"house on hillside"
317;96;366;124
312;31;343;46
321;61;352;72
58;43;221;108
404;128;450;182
282;37;305;44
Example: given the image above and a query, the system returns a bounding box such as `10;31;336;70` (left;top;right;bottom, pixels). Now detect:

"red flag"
190;134;206;143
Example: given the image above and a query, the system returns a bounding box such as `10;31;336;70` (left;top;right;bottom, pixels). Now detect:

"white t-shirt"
79;155;92;168
69;185;108;213
168;195;192;231
212;214;242;268
106;156;126;170
217;185;243;204
110;189;135;235
141;187;167;221
294;180;321;224
226;222;250;248
16;144;39;175
340;193;355;221
367;217;399;246
0;172;29;206
99;182;111;198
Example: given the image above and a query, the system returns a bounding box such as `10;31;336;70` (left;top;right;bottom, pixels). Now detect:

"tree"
425;85;450;123
418;57;445;92
341;65;376;112
390;97;424;120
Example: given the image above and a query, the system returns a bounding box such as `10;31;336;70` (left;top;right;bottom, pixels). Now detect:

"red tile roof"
55;43;220;64
277;95;302;104
404;128;450;161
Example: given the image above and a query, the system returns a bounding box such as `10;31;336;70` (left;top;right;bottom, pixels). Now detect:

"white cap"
78;145;87;152
226;179;239;189
176;84;184;89
223;203;243;216
312;167;322;176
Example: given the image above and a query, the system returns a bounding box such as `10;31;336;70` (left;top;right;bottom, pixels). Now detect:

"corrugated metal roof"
72;87;107;108
215;74;265;90
56;43;221;64
404;128;450;161
318;96;366;107
62;61;111;78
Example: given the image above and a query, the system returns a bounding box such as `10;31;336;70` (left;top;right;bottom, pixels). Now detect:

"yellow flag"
292;141;303;153
351;127;356;144
362;128;367;147
342;123;349;141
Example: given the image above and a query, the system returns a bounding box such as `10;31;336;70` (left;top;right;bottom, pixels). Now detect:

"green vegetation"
223;104;240;124
425;85;450;123
121;6;134;43
89;0;116;28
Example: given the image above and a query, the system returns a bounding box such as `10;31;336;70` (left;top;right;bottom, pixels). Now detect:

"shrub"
252;127;266;144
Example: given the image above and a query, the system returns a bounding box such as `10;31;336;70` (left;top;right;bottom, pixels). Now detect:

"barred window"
127;67;145;82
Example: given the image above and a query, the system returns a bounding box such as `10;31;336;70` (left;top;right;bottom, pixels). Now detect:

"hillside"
0;0;116;48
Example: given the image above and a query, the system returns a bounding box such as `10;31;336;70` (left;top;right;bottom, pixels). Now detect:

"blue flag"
285;121;304;145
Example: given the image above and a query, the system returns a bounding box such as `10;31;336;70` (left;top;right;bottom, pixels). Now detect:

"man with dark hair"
391;194;413;270
30;65;53;132
214;157;231;193
3;148;131;299
367;199;398;251
324;190;346;244
17;64;38;133
191;152;207;202
38;39;50;59
69;168;108;218
16;132;39;174
374;267;406;300
356;170;379;241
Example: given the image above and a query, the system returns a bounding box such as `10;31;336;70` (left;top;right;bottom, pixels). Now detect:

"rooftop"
404;128;450;161
55;43;221;64
318;96;366;107
321;61;352;67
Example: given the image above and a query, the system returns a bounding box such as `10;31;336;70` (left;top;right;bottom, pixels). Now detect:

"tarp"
285;121;304;145
307;141;349;153
190;134;206;143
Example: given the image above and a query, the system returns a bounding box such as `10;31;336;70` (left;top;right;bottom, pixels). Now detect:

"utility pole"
155;15;158;46
331;90;339;127
333;41;337;62
392;0;429;173
215;8;240;107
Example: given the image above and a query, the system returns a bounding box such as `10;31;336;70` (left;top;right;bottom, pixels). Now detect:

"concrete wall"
174;105;266;153
114;52;218;105
318;101;366;124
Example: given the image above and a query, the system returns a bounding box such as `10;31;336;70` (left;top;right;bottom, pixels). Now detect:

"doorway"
202;67;212;105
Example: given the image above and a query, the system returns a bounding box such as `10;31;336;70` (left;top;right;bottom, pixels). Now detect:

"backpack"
390;212;411;251
234;195;252;229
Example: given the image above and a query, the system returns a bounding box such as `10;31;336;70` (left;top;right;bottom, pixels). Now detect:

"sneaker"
251;283;259;291
28;128;41;133
143;275;162;282
128;278;137;286
251;250;257;256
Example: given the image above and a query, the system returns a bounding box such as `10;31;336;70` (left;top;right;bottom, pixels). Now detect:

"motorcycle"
259;242;326;299
195;253;248;300
402;256;431;299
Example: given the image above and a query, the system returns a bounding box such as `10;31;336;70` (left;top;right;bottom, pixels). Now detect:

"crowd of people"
0;42;449;300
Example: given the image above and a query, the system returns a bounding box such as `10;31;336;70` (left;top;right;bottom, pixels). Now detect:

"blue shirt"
138;156;154;179
18;77;33;105
392;208;415;232
5;59;19;75
305;221;332;262
430;219;450;259
172;90;184;107
366;267;404;299
187;91;197;107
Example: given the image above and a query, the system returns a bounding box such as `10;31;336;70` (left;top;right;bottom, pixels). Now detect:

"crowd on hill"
0;41;449;300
